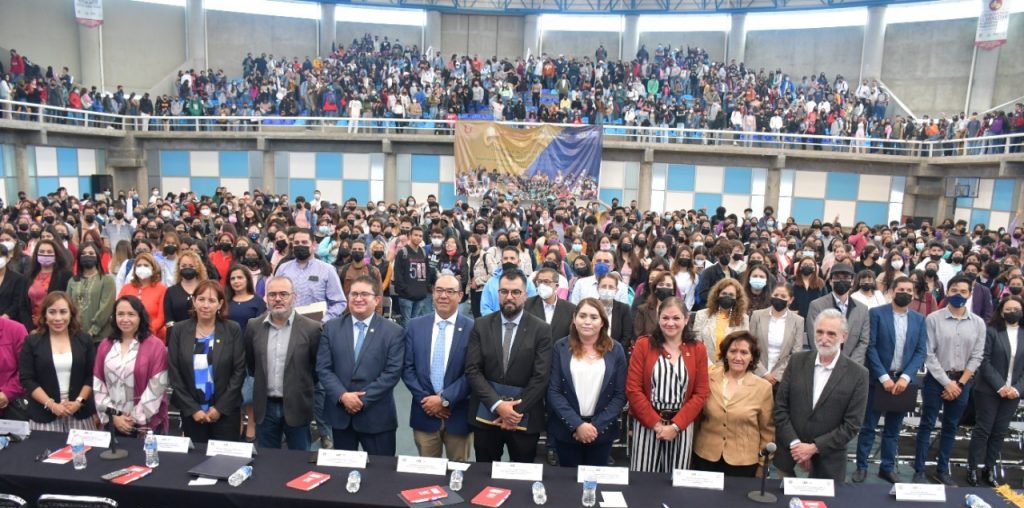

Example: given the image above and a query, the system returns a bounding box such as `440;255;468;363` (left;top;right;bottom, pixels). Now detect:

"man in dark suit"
597;274;634;349
694;242;738;310
402;275;475;461
245;275;324;450
525;267;576;341
317;275;405;455
465;269;554;463
853;277;928;483
805;263;869;363
775;308;869;482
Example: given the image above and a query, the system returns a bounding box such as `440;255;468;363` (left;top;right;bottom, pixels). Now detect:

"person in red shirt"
208;231;235;286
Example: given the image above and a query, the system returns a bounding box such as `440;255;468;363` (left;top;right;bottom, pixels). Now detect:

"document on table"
188;477;218;487
600;491;628;508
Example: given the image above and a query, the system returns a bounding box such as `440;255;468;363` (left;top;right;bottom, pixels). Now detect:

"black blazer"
18;331;96;423
167;319;246;417
0;269;31;330
465;310;553;434
978;326;1024;396
524;296;576;342
608;300;634;350
37;269;72;295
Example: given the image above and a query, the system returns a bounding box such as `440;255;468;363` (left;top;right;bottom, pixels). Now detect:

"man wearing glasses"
804;263;870;363
317;275;405;455
402;275;476;461
244;276;324;450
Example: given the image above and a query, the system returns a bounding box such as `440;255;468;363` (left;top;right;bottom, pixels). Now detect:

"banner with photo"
74;0;104;28
975;0;1009;49
454;121;602;203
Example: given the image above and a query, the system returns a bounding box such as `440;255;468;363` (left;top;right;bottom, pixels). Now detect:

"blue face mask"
594;261;610;278
947;293;968;308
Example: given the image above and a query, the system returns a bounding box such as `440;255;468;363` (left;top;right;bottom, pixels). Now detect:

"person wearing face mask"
804;263;870;362
569;251;630;305
634;271;679;339
102;207;135;249
961;262;995;323
29;239;73;328
66;242;116;343
0;243;31;329
750;283;805;386
877;252;907;294
466;235;489;318
966;295;1024;486
367;239;392;297
525;267;577;347
164;251;210;329
914;241;958;287
694;243;740;311
741;264;775;314
117;252;168;343
693;278;750;366
209;232;236;286
275;229;348;323
480;247;538;316
336;240;383;312
850;269;888;309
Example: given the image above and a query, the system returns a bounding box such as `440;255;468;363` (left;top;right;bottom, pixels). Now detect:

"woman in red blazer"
627;296;710;472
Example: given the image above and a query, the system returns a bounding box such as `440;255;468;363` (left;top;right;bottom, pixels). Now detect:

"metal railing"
1;99;1021;158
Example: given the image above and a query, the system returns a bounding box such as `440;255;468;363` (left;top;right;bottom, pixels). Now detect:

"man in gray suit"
245;275;323;450
774;309;869;482
805;263;870;364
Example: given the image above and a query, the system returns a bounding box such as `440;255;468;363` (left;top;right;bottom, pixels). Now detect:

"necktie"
354;321;367;362
502;322;515;373
430;320;449;393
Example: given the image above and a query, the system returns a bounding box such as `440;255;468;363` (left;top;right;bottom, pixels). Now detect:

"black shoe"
966;469;979;487
545;449;558;466
912;472;929;484
852;469;867;483
984;470;999;487
930;471;957;487
878;470;900;484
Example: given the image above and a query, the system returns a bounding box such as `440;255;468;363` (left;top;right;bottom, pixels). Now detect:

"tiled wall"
397;154;458;208
279;152;385;204
779;170;905;226
30;146;105;199
651;164;767;215
954;178;1016;230
598;161;639;206
155;150;259;198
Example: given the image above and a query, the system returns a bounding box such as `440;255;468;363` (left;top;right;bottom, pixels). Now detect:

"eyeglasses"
349;291;377;300
266;291;292;300
433;287;461;297
498;289;524;297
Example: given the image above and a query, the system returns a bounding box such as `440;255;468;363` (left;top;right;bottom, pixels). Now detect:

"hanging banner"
975;0;1009;49
454;122;602;202
75;0;104;28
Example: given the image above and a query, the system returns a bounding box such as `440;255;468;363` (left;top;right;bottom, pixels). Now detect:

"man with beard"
465;269;553;462
774;309;869;481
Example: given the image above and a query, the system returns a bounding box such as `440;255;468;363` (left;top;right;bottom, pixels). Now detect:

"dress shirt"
832;294;848;316
351;314;374;354
767;311;787;372
1008;325;1020;389
570;357;605;417
430;312;457;379
813;352;840;409
881;310;911;384
542;300;556;324
274;258;347;322
569;276;630;305
924;307;987;386
490;310;523;412
264;311;294;397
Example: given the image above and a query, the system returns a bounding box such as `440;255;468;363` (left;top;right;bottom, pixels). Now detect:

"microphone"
758;442;777;458
748;442;778;504
104;406;123;417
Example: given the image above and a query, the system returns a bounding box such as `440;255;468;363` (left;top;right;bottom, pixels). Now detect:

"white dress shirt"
767;311;788;372
813;352;840;409
1008;325;1020;389
430;312;457;376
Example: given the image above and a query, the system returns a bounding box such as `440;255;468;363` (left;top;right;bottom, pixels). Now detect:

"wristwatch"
75;396;86;405
440;395;450;408
955;380;965;388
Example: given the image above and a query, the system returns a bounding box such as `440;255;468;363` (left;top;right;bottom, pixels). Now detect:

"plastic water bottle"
71;434;87;470
532;481;547;505
143;430;159;468
449;469;463;492
0;436;10;451
965;494;993;508
346;470;361;493
788;497;804;508
228;465;252;487
581;480;597;507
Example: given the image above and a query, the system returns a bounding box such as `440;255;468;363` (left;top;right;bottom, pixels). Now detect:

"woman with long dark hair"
28;239;73;327
67;242;116;343
225;264;266;443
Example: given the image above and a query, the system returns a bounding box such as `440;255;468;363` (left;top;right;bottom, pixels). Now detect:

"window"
746;7;867;30
540;14;623;32
638;14;729;32
205;0;320;20
885;0;980;23
334;5;426;26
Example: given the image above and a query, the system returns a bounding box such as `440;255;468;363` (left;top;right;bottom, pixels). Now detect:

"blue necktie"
430;321;449;393
354;321;367;362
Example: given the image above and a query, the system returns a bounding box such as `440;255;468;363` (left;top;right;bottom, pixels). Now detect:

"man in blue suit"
853;276;928;483
402;275;475;461
317;275;405;455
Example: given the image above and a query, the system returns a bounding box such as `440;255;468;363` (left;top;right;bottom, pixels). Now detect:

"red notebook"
400;485;449;504
798;502;828;508
470;487;511;507
44;445;92;464
111;465;153;485
286;471;331;491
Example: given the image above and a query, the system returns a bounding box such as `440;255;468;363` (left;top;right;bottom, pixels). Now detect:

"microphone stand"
746;452;776;503
100;409;128;460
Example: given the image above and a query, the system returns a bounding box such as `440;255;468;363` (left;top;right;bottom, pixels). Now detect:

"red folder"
286;471;331;491
470;487;512;507
400;485;449;504
110;465;152;485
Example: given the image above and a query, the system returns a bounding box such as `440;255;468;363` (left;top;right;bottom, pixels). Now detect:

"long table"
0;432;1010;508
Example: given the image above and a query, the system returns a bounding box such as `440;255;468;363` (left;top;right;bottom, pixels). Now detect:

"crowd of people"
0;183;1022;488
2;38;1023;154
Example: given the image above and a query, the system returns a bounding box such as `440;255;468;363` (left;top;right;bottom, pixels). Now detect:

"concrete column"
424;11;442;58
186;0;207;70
859;6;886;84
967;46;1000;114
726;13;746;64
523;15;541;60
77;24;104;91
319;3;336;57
638;148;653;211
13;144;28;198
262;149;275;194
764;155;784;213
383;140;398;203
621;15;639;62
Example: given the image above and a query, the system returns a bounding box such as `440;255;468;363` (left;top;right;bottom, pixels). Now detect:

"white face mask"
0;257;7;270
598;288;616;301
890;259;904;270
0;240;14;253
536;284;555;300
134;265;153;280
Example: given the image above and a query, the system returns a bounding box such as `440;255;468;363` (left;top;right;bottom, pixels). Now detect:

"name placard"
154;435;192;454
492;461;543;482
317;449;368;469
894;483;946;503
396;455;448;476
783;477;835;498
672;469;724;490
66;429;111;448
205;440;253;458
0;419;30;437
577;465;630;485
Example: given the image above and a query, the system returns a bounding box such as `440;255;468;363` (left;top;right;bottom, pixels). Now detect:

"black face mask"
800;265;815;276
1004;311;1023;325
292;245;311;260
1010;286;1023;296
574;265;590;277
501;262;518;273
337;248;351;261
719;254;731;266
79;255;98;270
893;292;913;307
951;257;963;265
496;240;509;249
114;212;124;220
717;295;736;310
244;257;261;268
678;258;692;268
163;245;178;256
654;287;675;301
372;250;386;260
233;246;247;258
635;239;647;249
180;267;198;280
925;268;938;278
620;243;633;252
467;245;479;254
351;250;365;261
217;242;231;252
732;253;744;261
508;238;520;247
542;261;560;271
929;254;942;262
275;239;288;252
832;280;852;295
986;266;1001;278
770;297;788;312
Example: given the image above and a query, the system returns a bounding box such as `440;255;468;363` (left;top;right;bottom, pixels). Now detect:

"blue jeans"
914;375;973;473
398;296;432;324
855;381;907;472
256;398;312;451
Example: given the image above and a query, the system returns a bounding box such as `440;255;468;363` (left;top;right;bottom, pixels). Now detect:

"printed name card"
783;477;835;498
672;469;724;490
205;440;253;458
154;435;192;454
577;465;630;485
317;449;368;469
66;429;111;448
491;461;543;482
0;419;30;437
894;483;946;503
396;455;448;476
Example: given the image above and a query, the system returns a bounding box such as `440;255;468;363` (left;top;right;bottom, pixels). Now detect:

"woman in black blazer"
27;239;73;328
19;292;97;431
547;298;628;467
967;295;1024;486
0;244;31;330
167;280;246;442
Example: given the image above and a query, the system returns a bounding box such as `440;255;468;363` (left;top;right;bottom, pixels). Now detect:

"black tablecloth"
0;432;1009;508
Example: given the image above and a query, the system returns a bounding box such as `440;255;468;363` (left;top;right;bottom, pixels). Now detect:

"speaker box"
89;174;114;197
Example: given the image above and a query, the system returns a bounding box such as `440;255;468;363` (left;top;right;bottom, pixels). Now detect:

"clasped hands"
881;377;910;396
421;395;451;419
490;399;523;431
46;399;83;418
192;407;222;424
573;422;598;444
341;391;367;414
652;421;679;442
998;386;1020;400
790;442;818;471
